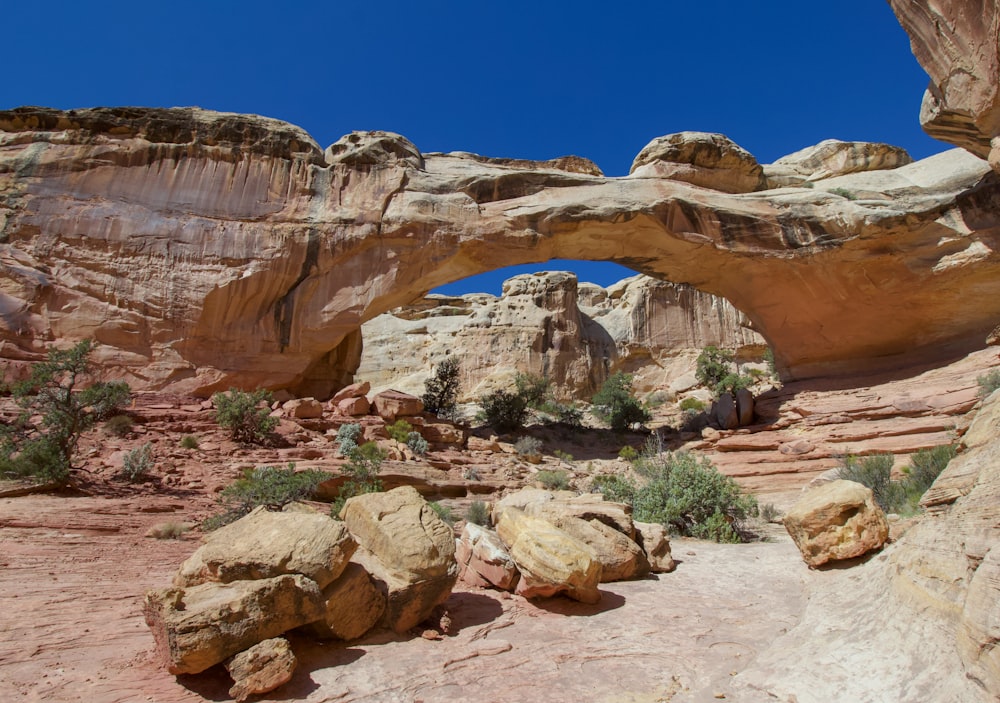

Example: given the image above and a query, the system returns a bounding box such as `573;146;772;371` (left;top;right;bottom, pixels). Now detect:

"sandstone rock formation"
764;139;913;187
456;522;521;590
889;0;1000;171
173;506;356;588
307;561;387;641
359;271;763;399
629;131;765;193
3;107;1000;397
633;521;675;573
783;480;889;567
143;574;325;675
339;486;458;632
225;637;297;703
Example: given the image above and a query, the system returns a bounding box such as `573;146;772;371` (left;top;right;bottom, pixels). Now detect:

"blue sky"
3;1;942;295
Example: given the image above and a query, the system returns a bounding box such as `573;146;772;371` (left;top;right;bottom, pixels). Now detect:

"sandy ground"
0;492;808;703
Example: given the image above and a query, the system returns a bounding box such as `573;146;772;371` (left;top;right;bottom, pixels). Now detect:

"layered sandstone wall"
358;271;763;400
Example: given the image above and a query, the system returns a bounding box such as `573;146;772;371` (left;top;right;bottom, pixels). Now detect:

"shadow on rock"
529;589;626;616
439;590;505;632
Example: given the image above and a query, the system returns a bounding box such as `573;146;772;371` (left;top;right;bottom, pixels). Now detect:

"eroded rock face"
783;480;889;567
629;131;765;193
225;637;297;703
2;106;999;396
173;506;356;589
889;0;1000;170
307;561;386;641
143;575;324;675
766;139;913;186
359;271;763;399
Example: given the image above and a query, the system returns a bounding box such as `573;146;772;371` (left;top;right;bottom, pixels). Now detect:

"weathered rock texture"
225;637;297;703
174;506;355;588
783;480;889;567
3;107;1000;397
359;271;762;399
890;0;1000;170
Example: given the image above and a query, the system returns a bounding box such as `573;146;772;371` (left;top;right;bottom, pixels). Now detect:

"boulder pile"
145;485;673;697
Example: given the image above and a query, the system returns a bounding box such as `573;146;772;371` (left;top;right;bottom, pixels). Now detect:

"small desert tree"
591;372;650;431
422;356;461;417
212;388;277;445
1;339;130;485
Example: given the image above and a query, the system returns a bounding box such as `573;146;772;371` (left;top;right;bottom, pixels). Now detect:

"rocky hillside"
359;271;764;400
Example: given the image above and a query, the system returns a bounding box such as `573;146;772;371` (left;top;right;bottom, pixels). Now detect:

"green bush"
386;419;414;443
592;372;650;431
212;388;277;445
538;400;584;427
0;339;130;485
618;445;639;462
422;356;461;417
406;431;429;456
514;435;543;458
466;500;490;526
514;373;551;409
695;346;754;398
759;503;781;522
104;414;134;437
904;445;956;495
594;451;757;543
477;389;529;431
837;453;904;512
335;423;363;456
977;369;1000;398
829;187;857;200
429;501;455;525
536;469;571;491
203;463;330;530
117;442;154;482
679;397;707;413
179;435;199;450
331;441;386;516
553;449;573;463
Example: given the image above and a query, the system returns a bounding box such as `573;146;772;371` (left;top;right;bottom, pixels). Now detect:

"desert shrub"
335;423;363;456
679;397;707;413
466;500;490;526
212;388;277;445
715;373;753;396
179;434;199;450
618;445;639;462
514;435;543;458
829;187;857;200
146;521;191;539
422;356;461;417
386;419;414;443
203;463;330;530
477;389;529;431
117;442;153;482
903;444;956;496
104;414;134;437
0;339;130;485
595;450;757;543
759;503;781;523
406;431;429;456
645;390;670;409
592;372;650;431
553;449;573;463
429;501;455;525
331;441;386;516
695;346;754;398
536;469;571;491
977;369;1000;398
538;400;584;427
837;453;905;512
514;373;551;409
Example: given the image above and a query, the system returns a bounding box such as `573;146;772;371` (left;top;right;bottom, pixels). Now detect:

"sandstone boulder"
547;515;649;582
337;396;370;416
456;522;520;591
372;390;424;422
768;139;913;185
735;388;754;426
716;393;739;430
783;480;889;567
331;381;371;404
144;574;325;675
629;132;765;193
420;421;465;445
174;506;356;589
495;507;602;603
307;561;386;641
282;397;324;419
633;521;676;573
225;637;297;703
340;486;458;632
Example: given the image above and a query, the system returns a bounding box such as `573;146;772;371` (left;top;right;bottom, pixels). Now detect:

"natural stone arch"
1;108;1000;398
